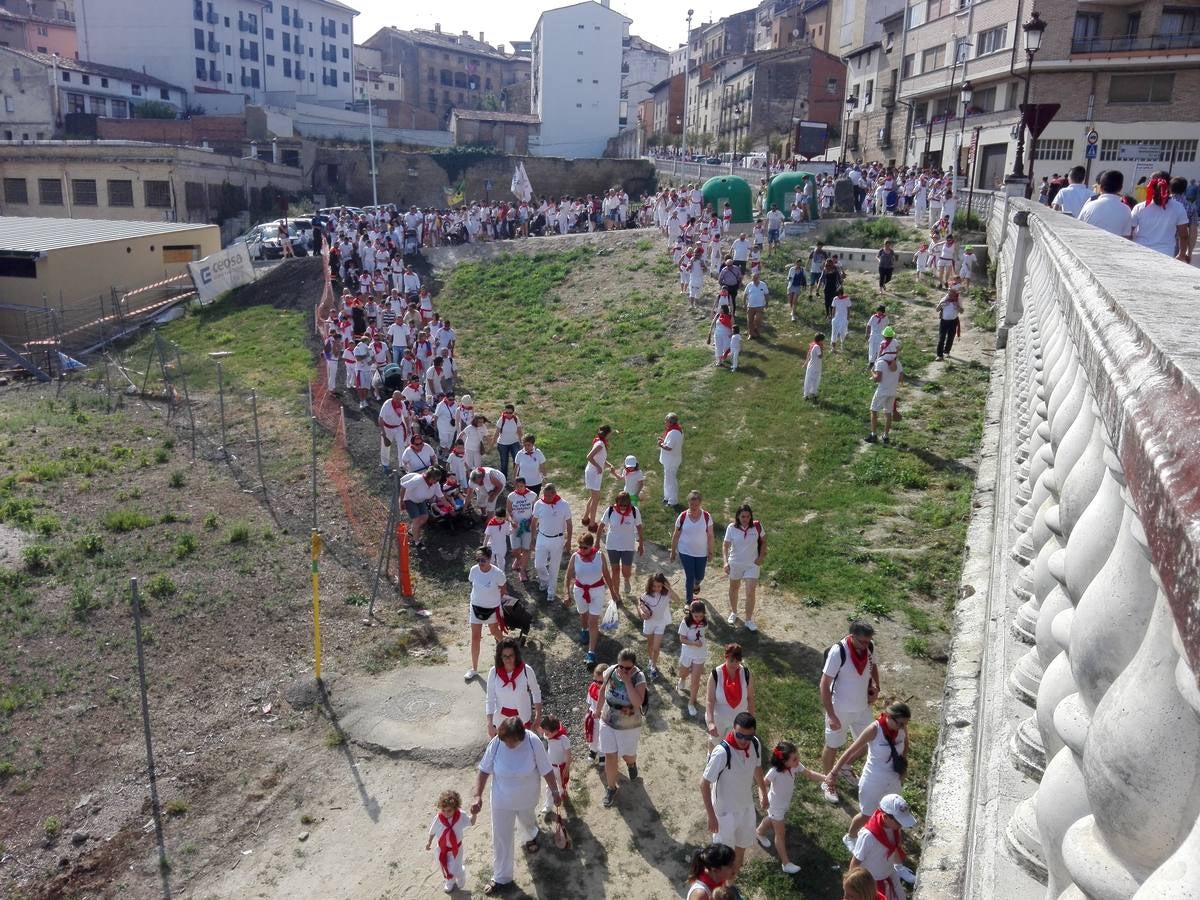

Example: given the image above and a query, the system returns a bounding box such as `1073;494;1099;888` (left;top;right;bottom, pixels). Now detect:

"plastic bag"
600;599;619;632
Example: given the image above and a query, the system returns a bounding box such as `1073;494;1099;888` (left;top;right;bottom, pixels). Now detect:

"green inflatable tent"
701;175;754;225
767;171;820;221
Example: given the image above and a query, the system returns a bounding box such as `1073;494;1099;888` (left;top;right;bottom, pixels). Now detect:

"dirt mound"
226;257;326;312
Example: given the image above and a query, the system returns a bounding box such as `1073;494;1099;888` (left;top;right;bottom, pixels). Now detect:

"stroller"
428;475;475;529
404;227;420;256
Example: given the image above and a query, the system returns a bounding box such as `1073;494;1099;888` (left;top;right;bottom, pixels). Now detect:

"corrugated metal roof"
0;217;216;255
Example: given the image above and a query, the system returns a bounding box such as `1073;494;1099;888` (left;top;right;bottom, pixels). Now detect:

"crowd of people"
309;183;935;898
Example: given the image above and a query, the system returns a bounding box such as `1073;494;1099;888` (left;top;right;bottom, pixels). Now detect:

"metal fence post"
130;577;171;897
249;389;267;502
173;344;196;460
215;361;228;461
309;385;318;531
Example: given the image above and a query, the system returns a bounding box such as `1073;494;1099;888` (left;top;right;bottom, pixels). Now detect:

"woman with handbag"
484;638;542;737
465;546;508;682
562;532;621;666
822;701;911;851
598;647;648;809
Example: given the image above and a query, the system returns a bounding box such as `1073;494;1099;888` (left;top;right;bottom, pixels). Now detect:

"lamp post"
1008;11;1046;197
839;94;858;167
681;8;694;161
731;105;741;173
937;37;970;172
955;80;972;182
361;67;379;208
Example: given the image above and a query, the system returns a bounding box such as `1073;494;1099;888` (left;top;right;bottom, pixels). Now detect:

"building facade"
449;109;539;154
0;6;76;56
619;34;667;129
362;24;530;130
76;0;358;110
649;72;684;144
895;0;1200;189
843;0;904;162
0;46;187;140
531;0;630;159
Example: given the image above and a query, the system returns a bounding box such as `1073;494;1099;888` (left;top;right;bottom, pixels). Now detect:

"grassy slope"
434;239;990;895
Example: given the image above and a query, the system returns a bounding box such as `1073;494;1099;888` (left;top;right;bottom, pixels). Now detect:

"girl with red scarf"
705;643;756;745
582;425;612;525
849;793;917;899
425;789;469;893
708;303;734;367
686;842;736;899
824;702;911;849
754;740;825;874
539;714;571;816
583;663;606;763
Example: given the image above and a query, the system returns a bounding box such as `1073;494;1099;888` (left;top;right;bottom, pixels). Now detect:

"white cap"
880;794;916;828
624;455;638;469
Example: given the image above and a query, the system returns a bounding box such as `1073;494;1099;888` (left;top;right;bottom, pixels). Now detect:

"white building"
620;34;667;128
75;0;358;110
531;0;630;159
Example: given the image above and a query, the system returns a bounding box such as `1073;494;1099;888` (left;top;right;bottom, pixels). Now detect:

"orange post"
397;522;413;598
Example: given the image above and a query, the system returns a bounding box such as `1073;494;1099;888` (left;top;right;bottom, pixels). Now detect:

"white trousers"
534;535;565;599
380;427;404;468
662;461;680;506
326;357;339;391
730;344;741;371
491;805;538;884
436;846;466;886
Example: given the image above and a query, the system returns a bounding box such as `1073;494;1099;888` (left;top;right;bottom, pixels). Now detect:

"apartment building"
620;35;668;129
842;0;905;161
648;72;684;144
0;46;187;140
531;0;630;159
0;6;75;56
363;25;530;130
896;0;1200;189
76;0;358;111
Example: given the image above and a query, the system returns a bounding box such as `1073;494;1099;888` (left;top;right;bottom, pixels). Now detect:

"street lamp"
681;8;694;160
955;80;972;180
840;94;858;167
731;105;742;173
1008;11;1047;195
360;67;379;208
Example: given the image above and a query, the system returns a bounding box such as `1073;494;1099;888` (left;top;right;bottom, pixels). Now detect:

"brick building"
648;72;684;145
842;0;904;163
0;5;76;56
361;24;530;131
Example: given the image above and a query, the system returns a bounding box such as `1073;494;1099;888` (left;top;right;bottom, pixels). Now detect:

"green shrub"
0;568;24;590
103;508;154;533
202;513;219;531
76;533;104;556
169;470;186;489
227;523;251;544
147;574;177;599
154;448;170;465
173;533;197;558
22;544;51;573
68;582;98;621
0;497;37;526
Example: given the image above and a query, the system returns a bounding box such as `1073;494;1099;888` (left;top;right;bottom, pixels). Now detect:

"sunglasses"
618;665;634;673
733;730;754;742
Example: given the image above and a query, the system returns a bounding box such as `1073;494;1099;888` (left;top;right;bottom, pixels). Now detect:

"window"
1125;12;1141;36
1109;72;1174;103
101;78;109;88
81;74;90;85
864;78;874;106
921;45;945;72
283;32;291;51
61;71;70;81
926;0;949;20
132;83;142;96
196;57;207;79
970;85;997;112
1074;13;1101;41
907;3;926;29
343;71;349;82
1160;8;1200;34
159;88;170;100
144;180;172;208
251;69;260;87
265;27;273;40
902;53;914;77
71;178;97;206
3;177;27;204
826;77;838;95
66;92;84;113
111;98;128;117
266;54;274;66
89;96;106;115
194;0;203;21
913;100;928;123
1033;139;1075;160
342;47;348;58
38;177;63;205
342;22;349;34
578;23;584;28
283;57;292;76
976;24;1007;56
195;28;205;50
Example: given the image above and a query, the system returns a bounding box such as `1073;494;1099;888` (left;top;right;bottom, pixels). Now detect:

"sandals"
483;881;506;896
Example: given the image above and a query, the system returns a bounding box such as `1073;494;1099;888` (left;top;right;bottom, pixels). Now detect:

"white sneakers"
842;833;856;854
745;619;758;632
781;863;801;874
821;783;839;803
464;668;476;682
895;863;916;884
756;834;771;849
687;703;698;717
726;612;738;625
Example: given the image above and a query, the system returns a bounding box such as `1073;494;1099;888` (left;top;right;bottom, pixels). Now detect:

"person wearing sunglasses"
700;711;768;886
824;702;911;854
598;648;647;808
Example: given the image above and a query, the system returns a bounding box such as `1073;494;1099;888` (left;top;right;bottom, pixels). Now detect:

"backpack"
822;639;874;683
676;510;711;530
714;735;762;780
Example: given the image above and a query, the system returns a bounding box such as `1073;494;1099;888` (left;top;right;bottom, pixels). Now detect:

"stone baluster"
1013;358;1086;537
1063;589;1200;898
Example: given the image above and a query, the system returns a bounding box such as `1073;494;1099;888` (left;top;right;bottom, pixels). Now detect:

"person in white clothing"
400;467;443;547
484;638;542;733
459;414;490;470
729;326;743;372
596;490;643;595
1131;171;1190;260
1078;170;1133;239
378;391;410;474
743;273;769;340
705;643;755;744
483;508;513;572
323;332;341;391
685;843;737;900
468;466;506;516
830;290;851;351
531;484;572;603
869;354;903;444
469;718;560;897
562;532;620;664
825;702;911;847
433;392;459;450
671;491;714;604
754;740;825;874
582;425;611;525
658;414;684;506
820;622;881;801
401;433;438;475
708;304;734;367
849;793;918;900
505;478;538;581
722;504;767;629
866;306;889;366
597;647;649;808
425;789;469;894
677;599;709;717
465;546;509;681
637;572;678;680
494;404;523;480
540;713;571;814
1050;166;1093;218
700;711;768;885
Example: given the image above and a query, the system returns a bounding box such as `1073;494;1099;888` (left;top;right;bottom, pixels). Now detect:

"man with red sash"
377;390;410;475
819;621;880;802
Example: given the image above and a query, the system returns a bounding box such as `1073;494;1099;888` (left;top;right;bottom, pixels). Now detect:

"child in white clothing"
914;242;931;283
483;509;513;571
754;741;824;874
804;333;825;400
729;326;743;372
583;663;606;763
541;714;571;814
425;789;470;893
830;291;852;350
607;455;646;506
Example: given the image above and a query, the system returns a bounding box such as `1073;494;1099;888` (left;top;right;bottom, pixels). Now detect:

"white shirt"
744;281;768;309
1078;193;1133;238
514;447;546;485
853;827;903;880
641;590;672;625
702;734;758;815
867;313;889;341
1131;198;1188;257
831;295;851;322
468;563;507;609
1051;182;1092;217
822;637;874;711
723;522;761;567
873;357;902;395
387;321;410;348
478;734;552;811
766;210;784;229
485;664;542;723
399;471;441;503
764;767;796;813
731;238;750;261
507;488;537;523
532;498;572;537
659;427;683;466
600;504;641;552
495;414;521;445
675;509;711;557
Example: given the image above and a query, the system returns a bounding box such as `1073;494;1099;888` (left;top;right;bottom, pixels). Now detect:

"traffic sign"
484;179;493;191
1087;129;1099;146
1086;144;1098;159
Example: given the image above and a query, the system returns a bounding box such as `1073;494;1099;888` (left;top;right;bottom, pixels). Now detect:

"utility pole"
681;9;694;160
364;68;378;208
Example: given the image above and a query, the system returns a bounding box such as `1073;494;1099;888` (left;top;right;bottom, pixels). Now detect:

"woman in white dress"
823;701;911;850
562;532;620;666
465;546;509;682
582;425;611;525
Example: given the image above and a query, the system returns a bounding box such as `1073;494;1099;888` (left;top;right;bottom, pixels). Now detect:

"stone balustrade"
915;195;1200;899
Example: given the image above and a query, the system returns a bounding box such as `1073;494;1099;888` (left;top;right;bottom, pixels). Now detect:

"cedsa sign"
188;245;256;304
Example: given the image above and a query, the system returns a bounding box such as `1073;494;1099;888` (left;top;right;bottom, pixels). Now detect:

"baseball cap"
880;794;916;828
882;326;896;338
624;455;638;468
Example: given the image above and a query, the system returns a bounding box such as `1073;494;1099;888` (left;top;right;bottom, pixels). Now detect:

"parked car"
705;156;722;164
231;219;312;260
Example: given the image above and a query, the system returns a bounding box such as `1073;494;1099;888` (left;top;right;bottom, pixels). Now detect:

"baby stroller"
529;212;548;237
404;227;420;256
446;221;469;245
428;475;474;529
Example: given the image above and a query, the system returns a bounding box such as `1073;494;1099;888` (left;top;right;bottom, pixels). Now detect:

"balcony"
240;47;250;59
1071;31;1200;54
207;39;219;53
206;11;218;24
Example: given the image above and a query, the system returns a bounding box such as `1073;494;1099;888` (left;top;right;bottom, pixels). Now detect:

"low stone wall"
312;147;657;208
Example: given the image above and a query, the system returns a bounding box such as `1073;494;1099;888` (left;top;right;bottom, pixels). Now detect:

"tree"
714;138;729;154
133;100;178;119
481;92;500;112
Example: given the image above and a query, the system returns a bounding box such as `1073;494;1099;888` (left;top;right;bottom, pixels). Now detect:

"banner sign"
188;245;256;305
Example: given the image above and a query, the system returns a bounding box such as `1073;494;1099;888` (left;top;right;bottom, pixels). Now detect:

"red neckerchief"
863;808;906;861
872;312;887;323
696;870;725;892
594;432;608;448
497;661;525;689
486;517;504;528
717;312;732;329
500;411;516;423
547;723;568;741
544;493;561;505
513;486;529;497
406;380;420;391
878;712;900;743
724;730;751;758
390;398;404;415
661;422;682;441
612;503;633;524
577;547;599;564
587;681;601;703
720;663;743;709
436;809;462;879
846;637;870;675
